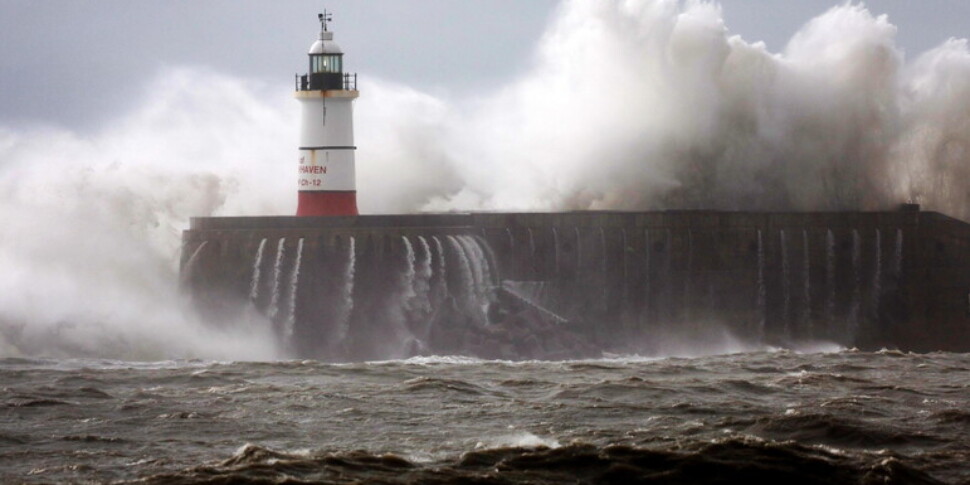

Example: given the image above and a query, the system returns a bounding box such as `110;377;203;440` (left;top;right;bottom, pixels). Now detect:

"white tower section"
295;12;359;216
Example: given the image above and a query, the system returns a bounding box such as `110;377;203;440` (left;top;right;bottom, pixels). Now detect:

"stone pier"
181;209;970;358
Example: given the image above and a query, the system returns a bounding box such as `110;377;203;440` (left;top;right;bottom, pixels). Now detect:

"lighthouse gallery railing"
296;72;358;92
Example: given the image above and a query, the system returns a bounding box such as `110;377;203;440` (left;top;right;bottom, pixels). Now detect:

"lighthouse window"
312;55;342;74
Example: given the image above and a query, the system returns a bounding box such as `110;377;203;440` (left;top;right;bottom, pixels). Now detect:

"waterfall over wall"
181;209;970;358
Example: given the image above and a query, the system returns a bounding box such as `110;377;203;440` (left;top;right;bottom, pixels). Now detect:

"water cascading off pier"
181;209;970;359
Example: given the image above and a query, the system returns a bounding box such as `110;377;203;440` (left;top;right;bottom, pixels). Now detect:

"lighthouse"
295;11;359;216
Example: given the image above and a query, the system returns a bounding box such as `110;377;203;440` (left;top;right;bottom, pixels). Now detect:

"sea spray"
802;230;812;338
472;236;498;290
662;229;673;322
407;2;970;219
826;229;837;334
333;236;356;346
267;238;286;321
414;236;434;314
446;235;476;319
400;236;418;305
249;238;268;302
181;241;208;286
457;235;490;318
431;236;448;304
781;230;791;337
413;236;435;340
601;227;609;313
282;238;304;343
685;229;693;320
872;229;882;324
756;230;766;342
457;236;485;300
643;228;651;324
621;228;629;315
0;205;281;360
393;236;421;356
850;230;862;342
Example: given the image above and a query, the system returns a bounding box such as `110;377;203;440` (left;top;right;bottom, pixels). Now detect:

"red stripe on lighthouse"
297;191;358;216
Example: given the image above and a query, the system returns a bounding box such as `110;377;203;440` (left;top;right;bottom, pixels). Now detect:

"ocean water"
2;350;968;484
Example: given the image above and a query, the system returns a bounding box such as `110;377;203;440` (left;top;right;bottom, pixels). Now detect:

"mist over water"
0;69;290;359
420;1;970;214
1;1;970;359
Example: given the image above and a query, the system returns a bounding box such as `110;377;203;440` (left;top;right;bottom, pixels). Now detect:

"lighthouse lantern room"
295;11;359;216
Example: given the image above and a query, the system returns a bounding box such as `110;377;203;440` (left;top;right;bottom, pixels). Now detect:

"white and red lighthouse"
295;11;359;216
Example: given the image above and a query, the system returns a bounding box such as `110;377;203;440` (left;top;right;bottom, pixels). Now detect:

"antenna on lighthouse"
318;10;332;32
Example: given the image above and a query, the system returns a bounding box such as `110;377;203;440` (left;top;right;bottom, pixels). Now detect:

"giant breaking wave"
1;1;969;359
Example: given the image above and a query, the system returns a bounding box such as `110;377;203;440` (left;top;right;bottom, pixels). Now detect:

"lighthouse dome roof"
309;31;343;55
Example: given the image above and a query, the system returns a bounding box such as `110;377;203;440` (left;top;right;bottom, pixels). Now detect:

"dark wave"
146;372;247;388
399;376;503;398
931;409;970;426
746;413;943;449
0;357;56;367
131;440;944;485
775;372;873;387
1;384;113;407
4;397;72;408
551;380;671;404
61;435;127;443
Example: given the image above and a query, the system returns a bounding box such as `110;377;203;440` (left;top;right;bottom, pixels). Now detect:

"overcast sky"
2;0;969;131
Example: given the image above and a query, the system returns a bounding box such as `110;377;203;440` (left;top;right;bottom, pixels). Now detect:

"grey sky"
1;0;968;130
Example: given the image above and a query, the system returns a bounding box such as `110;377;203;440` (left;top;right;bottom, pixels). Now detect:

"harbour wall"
180;210;970;358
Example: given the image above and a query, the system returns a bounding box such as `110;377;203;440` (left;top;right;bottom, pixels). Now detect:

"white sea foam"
476;431;562;450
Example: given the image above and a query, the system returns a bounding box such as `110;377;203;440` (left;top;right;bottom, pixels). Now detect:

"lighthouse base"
297;191;358;217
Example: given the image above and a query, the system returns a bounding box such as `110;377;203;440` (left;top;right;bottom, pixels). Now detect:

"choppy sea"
2;349;968;484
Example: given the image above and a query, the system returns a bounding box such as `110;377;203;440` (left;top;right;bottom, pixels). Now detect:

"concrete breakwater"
181;209;970;359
